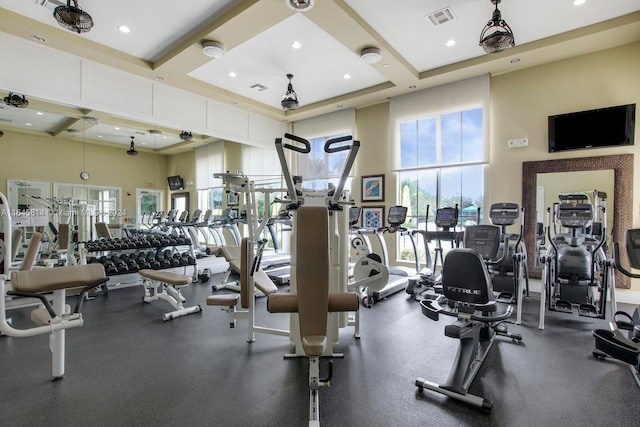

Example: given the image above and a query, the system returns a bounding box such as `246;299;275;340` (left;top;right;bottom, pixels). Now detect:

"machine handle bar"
324;135;357;153
283;133;311;153
613;242;640;279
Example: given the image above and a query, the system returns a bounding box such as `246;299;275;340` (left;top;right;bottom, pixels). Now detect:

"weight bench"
267;206;359;426
207;237;278;328
139;269;202;321
1;263;108;380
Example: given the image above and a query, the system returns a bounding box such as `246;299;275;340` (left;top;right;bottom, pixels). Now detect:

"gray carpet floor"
1;259;639;426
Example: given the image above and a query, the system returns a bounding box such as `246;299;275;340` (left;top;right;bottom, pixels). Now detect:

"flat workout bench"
1;263;109;380
138;269;202;321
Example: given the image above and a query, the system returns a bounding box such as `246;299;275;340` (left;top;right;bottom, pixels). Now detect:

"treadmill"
371;206;412;301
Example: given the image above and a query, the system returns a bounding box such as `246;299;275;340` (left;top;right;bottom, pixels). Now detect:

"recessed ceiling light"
114;127;120;130
118;25;131;34
228;71;237;78
25;122;32;126
383;64;389;68
445;39;456;47
98;135;103;138
155;76;165;81
31;34;47;43
36;111;44;116
343;74;351;79
291;41;302;49
573;0;586;6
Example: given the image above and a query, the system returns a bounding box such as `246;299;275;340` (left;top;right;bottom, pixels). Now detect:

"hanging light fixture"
53;0;94;34
127;136;138;156
479;0;515;54
281;74;299;111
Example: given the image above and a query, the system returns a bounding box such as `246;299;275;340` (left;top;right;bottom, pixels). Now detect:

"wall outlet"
508;138;528;148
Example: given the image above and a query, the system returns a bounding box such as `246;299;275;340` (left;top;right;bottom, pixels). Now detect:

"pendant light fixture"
479;0;515;54
127;136;138;156
281;74;299;111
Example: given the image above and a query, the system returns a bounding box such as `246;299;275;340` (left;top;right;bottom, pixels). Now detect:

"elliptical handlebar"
613;241;640;279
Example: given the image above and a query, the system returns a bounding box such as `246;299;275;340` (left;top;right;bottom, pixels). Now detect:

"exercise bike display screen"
435;208;458;228
388;206;407;226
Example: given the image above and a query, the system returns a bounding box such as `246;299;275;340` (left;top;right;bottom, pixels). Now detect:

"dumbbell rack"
83;235;198;281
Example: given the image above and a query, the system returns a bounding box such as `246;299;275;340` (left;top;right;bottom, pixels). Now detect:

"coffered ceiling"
1;0;639;152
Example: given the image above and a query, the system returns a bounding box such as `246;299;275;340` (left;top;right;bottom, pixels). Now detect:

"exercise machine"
538;198;609;329
593;228;640;388
269;131;360;425
407;205;464;300
416;224;522;411
487;202;528;324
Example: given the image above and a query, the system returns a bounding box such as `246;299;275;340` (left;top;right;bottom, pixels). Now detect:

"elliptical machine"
406;205;464;300
538;196;608;329
487;203;529;324
593;228;640;388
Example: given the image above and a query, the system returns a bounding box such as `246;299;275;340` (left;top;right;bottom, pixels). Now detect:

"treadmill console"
625;229;640;269
349;206;362;227
556;203;593;229
435;207;458;229
489;202;519;226
387;206;407;226
464;225;501;261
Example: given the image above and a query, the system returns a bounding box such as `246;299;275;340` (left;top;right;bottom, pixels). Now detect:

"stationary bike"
593;228;640;388
416;224;522;412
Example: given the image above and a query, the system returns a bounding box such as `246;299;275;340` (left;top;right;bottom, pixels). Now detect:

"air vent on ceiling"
426;7;456;26
250;84;268;92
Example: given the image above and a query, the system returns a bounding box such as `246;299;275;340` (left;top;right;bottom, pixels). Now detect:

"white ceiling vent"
426;7;456;26
250;83;268;92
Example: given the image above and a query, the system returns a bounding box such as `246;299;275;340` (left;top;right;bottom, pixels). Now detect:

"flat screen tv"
548;103;635;153
167;175;184;190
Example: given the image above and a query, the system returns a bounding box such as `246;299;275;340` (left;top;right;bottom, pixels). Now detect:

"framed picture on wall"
227;192;239;206
361;174;384;202
362;206;385;229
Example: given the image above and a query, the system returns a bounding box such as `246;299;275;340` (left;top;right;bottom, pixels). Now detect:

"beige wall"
1;42;639;296
0;131;168;223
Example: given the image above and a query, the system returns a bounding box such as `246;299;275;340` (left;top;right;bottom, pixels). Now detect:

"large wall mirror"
522;154;633;288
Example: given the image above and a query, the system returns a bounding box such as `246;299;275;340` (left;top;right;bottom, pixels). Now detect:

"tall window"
397;107;485;261
295;134;353;191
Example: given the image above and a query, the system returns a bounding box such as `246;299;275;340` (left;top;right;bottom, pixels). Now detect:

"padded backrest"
57;223;70;250
296;206;330;340
95;222;112;239
20;232;42;271
11;228;23;262
442;248;494;305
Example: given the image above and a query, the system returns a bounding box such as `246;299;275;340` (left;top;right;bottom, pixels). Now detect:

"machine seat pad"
207;294;240;307
302;335;327;358
11;264;106;293
139;269;191;286
254;269;278;295
220;245;242;261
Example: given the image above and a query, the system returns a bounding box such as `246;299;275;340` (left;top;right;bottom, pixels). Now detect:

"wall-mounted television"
167;175;184;190
548;103;635;153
